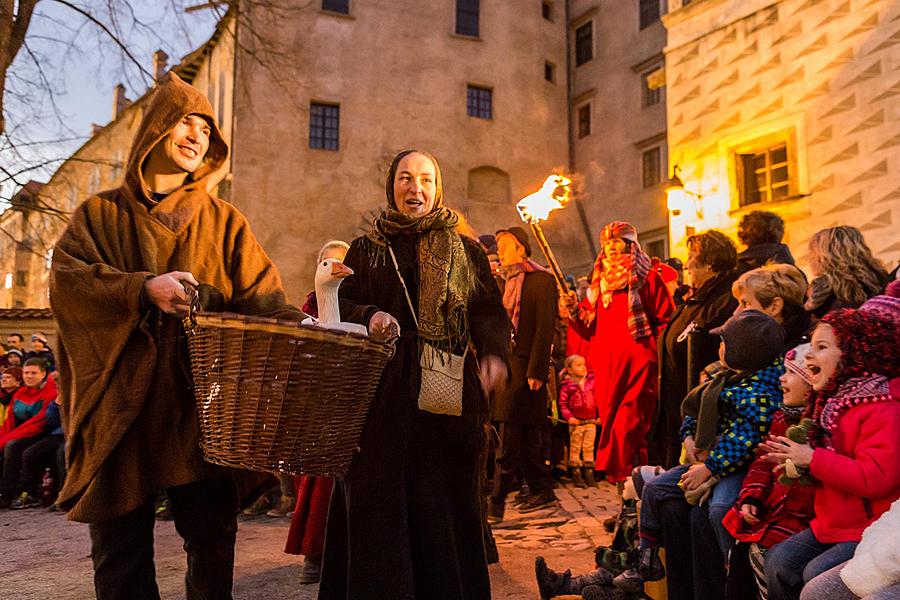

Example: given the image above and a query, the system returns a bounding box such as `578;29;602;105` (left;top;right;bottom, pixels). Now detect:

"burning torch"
516;174;574;294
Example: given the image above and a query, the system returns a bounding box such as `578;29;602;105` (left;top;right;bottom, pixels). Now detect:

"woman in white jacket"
799;499;900;599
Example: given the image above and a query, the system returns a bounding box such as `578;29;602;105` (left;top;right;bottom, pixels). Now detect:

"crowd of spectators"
530;212;898;600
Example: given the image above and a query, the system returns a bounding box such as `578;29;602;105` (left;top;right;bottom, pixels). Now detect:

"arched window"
467;166;511;205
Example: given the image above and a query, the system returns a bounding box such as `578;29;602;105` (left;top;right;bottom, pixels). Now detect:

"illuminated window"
456;0;479;37
575;22;593;66
309;103;339;151
4;273;12;289
642;147;661;188
322;0;349;14
639;0;660;30
642;71;661;107
467;85;492;119
737;143;791;206
577;104;591;138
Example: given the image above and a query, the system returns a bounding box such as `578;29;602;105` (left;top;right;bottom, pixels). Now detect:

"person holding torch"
560;222;674;493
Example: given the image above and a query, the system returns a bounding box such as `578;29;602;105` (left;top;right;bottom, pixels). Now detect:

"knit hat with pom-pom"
820;308;900;384
859;279;900;325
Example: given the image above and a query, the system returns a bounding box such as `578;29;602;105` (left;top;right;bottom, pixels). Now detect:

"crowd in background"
523;212;898;600
0;334;64;511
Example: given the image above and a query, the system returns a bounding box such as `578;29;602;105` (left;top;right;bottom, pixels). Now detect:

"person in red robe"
562;221;673;488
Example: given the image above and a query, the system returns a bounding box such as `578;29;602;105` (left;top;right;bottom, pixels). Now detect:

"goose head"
315;258;354;290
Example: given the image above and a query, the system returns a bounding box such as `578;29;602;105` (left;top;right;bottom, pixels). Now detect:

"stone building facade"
569;0;670;259
662;0;900;271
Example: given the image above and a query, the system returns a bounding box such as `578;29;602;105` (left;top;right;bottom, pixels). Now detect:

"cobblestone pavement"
0;481;618;600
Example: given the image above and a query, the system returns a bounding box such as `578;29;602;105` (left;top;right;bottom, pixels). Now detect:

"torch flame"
516;174;574;224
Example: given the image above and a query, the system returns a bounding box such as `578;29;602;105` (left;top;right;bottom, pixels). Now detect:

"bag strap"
387;244;420;330
387;243;468;359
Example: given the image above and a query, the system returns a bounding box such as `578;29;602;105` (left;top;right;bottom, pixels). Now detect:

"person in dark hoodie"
736;211;795;274
49;72;305;599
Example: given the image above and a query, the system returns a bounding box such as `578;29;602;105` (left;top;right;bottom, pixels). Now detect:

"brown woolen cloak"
49;73;303;522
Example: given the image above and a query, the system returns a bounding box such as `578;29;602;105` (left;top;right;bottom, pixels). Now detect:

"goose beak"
331;262;354;279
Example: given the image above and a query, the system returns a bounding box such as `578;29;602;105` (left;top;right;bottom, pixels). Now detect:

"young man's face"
6;336;21;350
148;114;211;175
22;365;45;388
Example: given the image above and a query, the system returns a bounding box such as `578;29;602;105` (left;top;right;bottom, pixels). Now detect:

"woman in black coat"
647;230;739;470
318;150;510;600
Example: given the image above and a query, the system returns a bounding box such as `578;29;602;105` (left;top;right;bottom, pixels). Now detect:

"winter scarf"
811;375;893;449
681;369;745;450
500;259;550;332
366;151;472;350
584;221;653;340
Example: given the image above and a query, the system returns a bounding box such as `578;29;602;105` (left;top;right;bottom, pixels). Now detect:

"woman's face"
806;323;842;391
31;339;45;351
6;353;21;366
602;238;627;260
779;370;811;408
0;372;20;391
393;152;437;218
685;243;714;288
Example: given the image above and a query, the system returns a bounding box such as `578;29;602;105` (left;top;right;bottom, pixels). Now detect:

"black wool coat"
318;232;510;600
490;269;559;425
648;270;739;469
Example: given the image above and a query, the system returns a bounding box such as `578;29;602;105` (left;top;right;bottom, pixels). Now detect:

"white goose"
301;258;368;336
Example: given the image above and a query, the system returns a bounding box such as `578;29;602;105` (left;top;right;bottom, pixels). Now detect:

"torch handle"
528;222;570;295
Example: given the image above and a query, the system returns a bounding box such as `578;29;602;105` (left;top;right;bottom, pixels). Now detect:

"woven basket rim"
189;311;392;355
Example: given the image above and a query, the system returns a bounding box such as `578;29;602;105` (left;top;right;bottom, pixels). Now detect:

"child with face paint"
761;309;900;600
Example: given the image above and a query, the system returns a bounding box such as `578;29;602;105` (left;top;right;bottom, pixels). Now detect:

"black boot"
535;556;572;599
571;467;587;489
583;465;598;487
535;556;614;599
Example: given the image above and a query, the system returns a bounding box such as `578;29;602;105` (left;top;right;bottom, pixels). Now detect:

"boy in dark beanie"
614;310;786;596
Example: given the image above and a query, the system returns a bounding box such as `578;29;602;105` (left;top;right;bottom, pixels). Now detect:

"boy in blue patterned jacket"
615;309;786;595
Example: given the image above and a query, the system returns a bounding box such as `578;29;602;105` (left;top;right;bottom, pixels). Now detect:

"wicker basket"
183;311;393;477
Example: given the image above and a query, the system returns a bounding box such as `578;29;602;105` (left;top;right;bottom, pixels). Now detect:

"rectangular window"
642;147;661;188
738;144;790;206
467;85;492;119
577;104;591;138
15;271;27;287
575;22;593;66
545;61;555;82
309;103;340;150
542;1;552;20
639;0;660;30
456;0;479;37
322;0;349;14
646;239;666;260
642;71;661;107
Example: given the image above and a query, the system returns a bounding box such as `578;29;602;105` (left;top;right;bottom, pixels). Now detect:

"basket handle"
183;281;202;329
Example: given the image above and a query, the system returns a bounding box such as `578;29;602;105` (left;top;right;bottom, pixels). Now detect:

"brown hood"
123;72;228;206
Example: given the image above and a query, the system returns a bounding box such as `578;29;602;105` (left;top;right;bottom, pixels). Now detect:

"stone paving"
491;479;620;552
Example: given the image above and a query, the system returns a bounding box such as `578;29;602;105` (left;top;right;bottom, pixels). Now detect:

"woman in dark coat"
318;150;510;600
647;230;739;469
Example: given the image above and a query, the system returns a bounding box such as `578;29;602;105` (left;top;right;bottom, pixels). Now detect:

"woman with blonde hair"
806;226;888;319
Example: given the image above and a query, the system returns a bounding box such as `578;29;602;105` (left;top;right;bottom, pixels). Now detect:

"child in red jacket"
723;343;817;598
0;358;58;507
761;309;900;600
559;355;598;488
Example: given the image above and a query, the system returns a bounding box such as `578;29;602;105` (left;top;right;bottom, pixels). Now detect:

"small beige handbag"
388;245;466;416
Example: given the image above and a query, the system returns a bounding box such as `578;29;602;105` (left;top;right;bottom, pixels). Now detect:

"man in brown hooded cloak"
49;72;305;599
